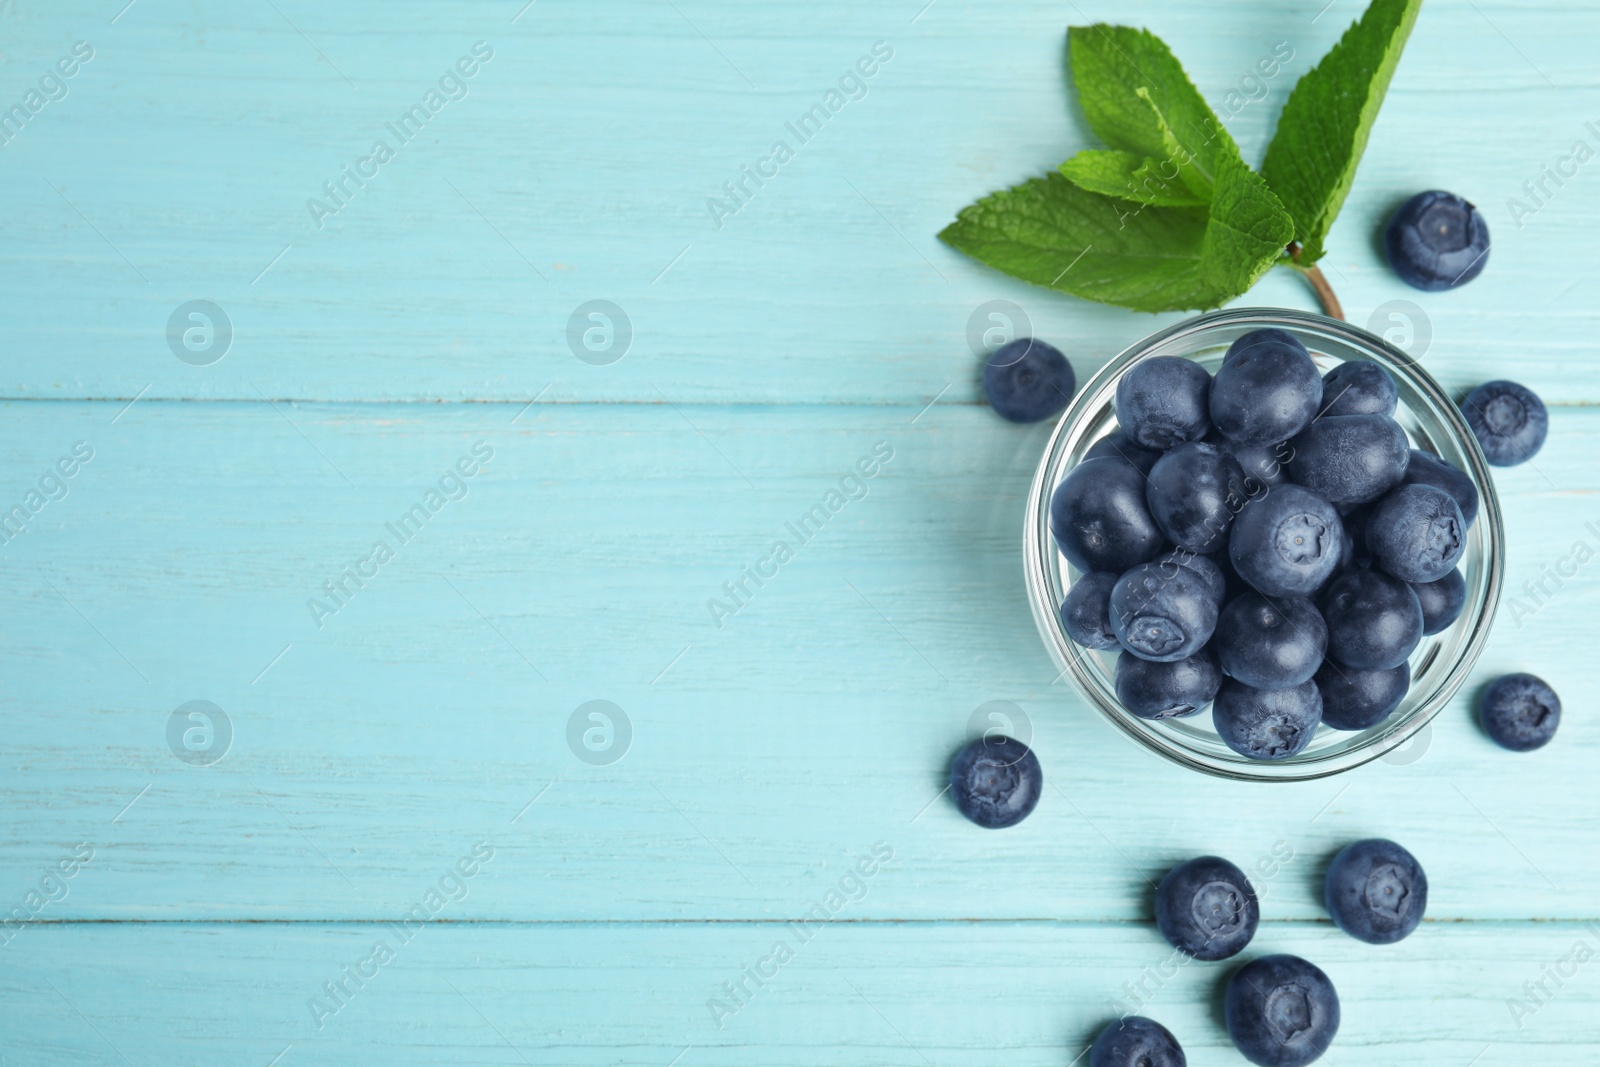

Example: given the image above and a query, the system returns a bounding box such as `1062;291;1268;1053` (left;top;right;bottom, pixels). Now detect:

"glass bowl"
1024;308;1504;782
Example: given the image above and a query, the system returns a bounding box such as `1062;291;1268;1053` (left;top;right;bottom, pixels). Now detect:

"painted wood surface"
3;0;1598;1063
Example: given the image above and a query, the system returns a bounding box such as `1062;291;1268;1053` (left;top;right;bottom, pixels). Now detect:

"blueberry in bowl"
1027;309;1503;781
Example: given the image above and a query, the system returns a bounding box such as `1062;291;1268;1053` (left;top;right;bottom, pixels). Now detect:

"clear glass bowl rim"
1023;307;1505;783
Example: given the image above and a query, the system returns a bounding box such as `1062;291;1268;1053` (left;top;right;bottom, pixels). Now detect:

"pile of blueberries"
941;191;1567;1066
986;321;1558;760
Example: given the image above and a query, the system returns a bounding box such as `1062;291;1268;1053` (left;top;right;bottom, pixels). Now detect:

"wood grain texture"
0;0;1596;402
3;0;1599;1062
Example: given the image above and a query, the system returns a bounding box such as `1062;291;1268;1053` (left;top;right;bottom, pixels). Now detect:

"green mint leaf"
937;167;1291;313
1201;150;1298;296
1261;0;1423;263
1067;25;1237;198
1058;149;1209;207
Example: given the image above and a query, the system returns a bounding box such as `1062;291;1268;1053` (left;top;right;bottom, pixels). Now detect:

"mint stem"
1286;243;1344;321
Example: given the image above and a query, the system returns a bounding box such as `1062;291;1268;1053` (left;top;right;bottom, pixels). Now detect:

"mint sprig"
938;0;1424;315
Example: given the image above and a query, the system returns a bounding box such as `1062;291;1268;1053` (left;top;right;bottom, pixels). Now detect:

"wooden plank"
0;400;1594;920
1;920;1595;1065
0;1;1594;402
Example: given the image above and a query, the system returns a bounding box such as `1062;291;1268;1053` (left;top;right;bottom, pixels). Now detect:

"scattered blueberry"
1315;660;1410;731
983;338;1076;423
1147;442;1249;554
1051;457;1166;574
1227;440;1293;488
1228;484;1344;598
1115;649;1222;720
949;735;1042;828
1324;838;1428;945
1401;450;1479;528
1365;483;1465;583
1462;380;1548;467
1089;1016;1186;1067
1224;327;1308;366
1061;572;1122;650
1287;414;1410;505
1153;549;1226;604
1412;568;1466;636
1115;356;1213;448
1214;593;1328;690
1322;570;1423;670
1110;563;1219;663
1384;190;1490;291
1213;678;1323;761
1224;954;1340;1067
1156;855;1260;960
1158;857;1254;966
1086;430;1163;476
1211;332;1323;445
1318;361;1398;417
1479;672;1561;752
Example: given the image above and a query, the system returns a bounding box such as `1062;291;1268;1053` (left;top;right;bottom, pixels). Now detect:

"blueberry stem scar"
1286;242;1345;321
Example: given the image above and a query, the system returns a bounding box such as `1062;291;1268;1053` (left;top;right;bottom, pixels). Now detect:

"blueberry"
982;338;1076;423
1479;672;1561;752
1211;334;1322;445
1412;568;1466;635
1115;356;1212;448
1315;660;1410;731
1110;563;1219;663
1401;450;1479;528
1115;648;1222;719
1061;572;1121;650
1318;361;1398;417
1324;838;1427;945
1321;570;1422;670
1365;483;1465;583
1286;414;1410;505
1224;954;1340;1067
1089;1016;1186;1067
1153;549;1226;604
1227;440;1293;488
1224;327;1308;366
1147;442;1249;554
1384;190;1490;291
1228;484;1344;598
1085;430;1163;476
1461;380;1548;467
1215;593;1327;690
1156;855;1259;960
1213;679;1323;760
1051;457;1166;574
949;735;1042;828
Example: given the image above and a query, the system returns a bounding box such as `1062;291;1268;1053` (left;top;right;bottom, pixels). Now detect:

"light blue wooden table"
3;1;1597;1063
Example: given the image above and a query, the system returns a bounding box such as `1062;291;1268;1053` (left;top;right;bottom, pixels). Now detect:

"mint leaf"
1200;150;1297;296
1058;149;1208;207
1067;25;1237;197
1261;0;1423;263
937;167;1291;313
